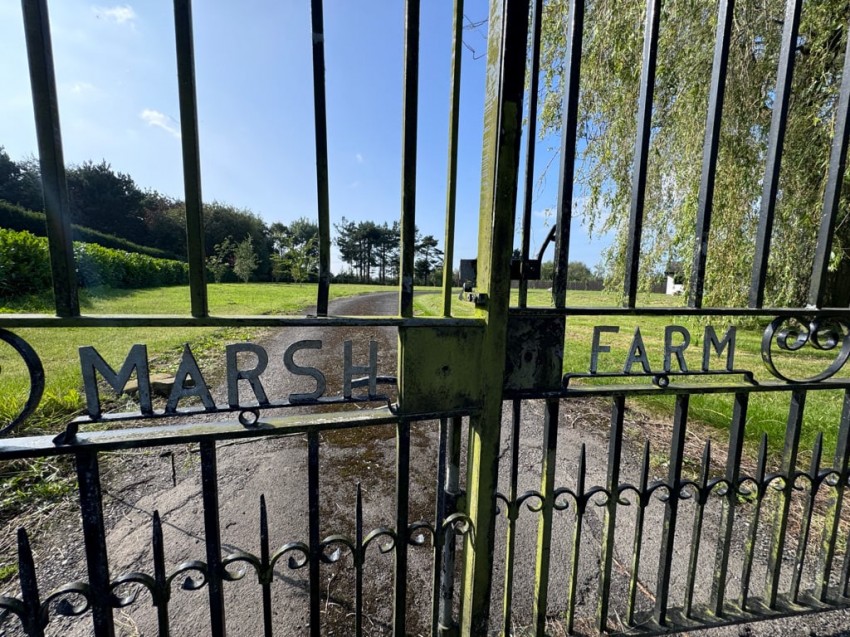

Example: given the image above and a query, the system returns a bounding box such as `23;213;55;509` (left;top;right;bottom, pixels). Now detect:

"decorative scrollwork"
42;582;92;622
553;487;577;511
221;551;261;581
517;490;545;513
165;560;208;592
442;513;474;541
110;573;155;607
319;536;356;563
0;596;26;628
0;329;45;437
407;522;435;547
269;542;310;571
762;316;850;382
362;528;396;555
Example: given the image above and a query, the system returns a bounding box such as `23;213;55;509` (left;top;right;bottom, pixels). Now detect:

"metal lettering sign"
1;316;849;438
78;339;387;426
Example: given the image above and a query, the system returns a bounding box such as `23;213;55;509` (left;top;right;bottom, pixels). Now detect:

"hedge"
0;200;181;261
0;228;189;298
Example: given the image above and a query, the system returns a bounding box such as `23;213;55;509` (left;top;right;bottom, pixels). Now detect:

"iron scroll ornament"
0;329;44;437
761;315;850;382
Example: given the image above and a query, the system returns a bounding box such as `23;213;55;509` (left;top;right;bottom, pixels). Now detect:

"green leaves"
0;228;189;299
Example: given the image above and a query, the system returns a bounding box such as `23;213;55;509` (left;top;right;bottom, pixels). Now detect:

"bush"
0;200;181;260
0;228;189;298
0;228;52;297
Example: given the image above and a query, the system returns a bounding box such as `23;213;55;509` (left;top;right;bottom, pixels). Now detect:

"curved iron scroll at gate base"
0;329;44;437
761;315;850;382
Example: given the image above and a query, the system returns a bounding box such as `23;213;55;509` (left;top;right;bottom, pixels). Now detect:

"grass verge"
416;289;845;458
0;282;393;566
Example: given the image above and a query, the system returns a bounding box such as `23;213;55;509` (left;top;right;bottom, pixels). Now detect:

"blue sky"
0;0;610;272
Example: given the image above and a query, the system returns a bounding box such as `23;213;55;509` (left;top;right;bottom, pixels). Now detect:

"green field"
1;285;845;457
416;289;846;457
0;283;390;435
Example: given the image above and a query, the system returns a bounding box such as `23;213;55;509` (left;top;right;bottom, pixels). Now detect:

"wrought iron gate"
3;0;850;635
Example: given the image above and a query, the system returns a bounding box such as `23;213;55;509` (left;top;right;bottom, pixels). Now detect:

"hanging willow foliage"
539;0;850;307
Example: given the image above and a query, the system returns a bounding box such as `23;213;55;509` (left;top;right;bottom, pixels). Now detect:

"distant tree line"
0;147;444;285
334;218;443;285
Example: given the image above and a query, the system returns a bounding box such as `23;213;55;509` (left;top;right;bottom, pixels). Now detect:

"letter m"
80;344;152;418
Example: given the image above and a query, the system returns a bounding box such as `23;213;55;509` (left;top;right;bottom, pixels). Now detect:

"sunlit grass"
0;283;394;437
416;288;845;456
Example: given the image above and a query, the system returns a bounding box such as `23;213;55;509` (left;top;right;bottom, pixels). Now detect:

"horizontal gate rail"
0;407;476;461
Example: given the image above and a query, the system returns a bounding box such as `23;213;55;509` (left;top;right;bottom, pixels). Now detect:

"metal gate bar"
308;0;331;317
690;0;734;308
173;0;207;318
749;0;803;308
20;0;78;318
623;0;661;308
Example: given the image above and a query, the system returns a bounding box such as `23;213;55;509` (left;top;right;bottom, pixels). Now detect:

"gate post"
460;0;529;633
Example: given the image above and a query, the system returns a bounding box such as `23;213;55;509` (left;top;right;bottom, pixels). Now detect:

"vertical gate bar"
199;441;226;637
307;431;320;637
748;0;803;308
259;496;273;637
740;434;769;611
394;420;411;635
355;484;364;637
809;25;850;308
441;0;465;318
75;450;115;637
711;392;748;616
551;0;585;309
817;389;850;601
460;0;529;632
20;0;79;318
17;529;44;637
653;394;690;626
566;444;587;634
683;441;711;618
309;0;331;316
501;400;522;635
790;432;823;602
623;0;662;308
626;441;651;626
518;0;544;309
597;395;626;633
151;511;171;636
432;420;448;636
173;0;208;318
440;416;463;634
532;398;559;636
764;389;805;609
689;0;735;309
399;0;420;318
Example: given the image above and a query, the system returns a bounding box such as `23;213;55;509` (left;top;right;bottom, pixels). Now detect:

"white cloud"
91;5;137;24
355;153;364;164
69;81;95;95
140;109;180;139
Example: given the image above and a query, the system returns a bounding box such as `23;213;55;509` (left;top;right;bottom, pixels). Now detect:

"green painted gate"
3;0;850;635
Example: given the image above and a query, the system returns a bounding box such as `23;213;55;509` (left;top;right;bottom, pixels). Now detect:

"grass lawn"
2;283;844;453
416;288;846;457
0;283;391;436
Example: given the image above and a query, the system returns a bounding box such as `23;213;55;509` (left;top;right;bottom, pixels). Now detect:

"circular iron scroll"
0;329;45;437
761;316;850;383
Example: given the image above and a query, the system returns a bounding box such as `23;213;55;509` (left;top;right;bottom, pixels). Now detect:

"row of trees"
0;149;444;284
334;218;444;285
